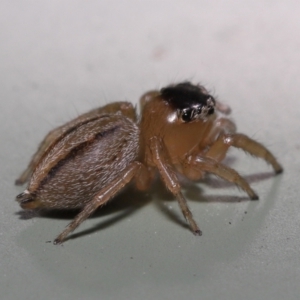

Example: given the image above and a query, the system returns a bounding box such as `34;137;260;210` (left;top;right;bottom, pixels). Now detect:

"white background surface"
1;1;299;299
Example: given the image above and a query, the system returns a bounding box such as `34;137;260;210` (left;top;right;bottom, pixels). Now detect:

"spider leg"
183;155;258;200
15;125;66;185
205;133;283;174
150;136;202;235
54;161;145;244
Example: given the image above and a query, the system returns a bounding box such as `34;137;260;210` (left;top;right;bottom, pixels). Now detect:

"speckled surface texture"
1;1;299;299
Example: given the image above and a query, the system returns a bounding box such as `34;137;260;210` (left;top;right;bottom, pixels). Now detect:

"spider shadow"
153;170;278;232
16;185;153;241
15;169;277;241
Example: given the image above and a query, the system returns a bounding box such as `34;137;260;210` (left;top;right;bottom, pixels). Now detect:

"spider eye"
196;106;202;114
180;108;194;122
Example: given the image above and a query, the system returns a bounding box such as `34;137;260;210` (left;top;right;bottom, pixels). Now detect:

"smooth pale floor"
1;1;299;300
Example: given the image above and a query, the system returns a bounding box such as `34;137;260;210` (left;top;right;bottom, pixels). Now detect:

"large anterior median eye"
180;108;194;122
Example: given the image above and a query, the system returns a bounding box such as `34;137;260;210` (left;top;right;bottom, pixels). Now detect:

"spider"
15;82;283;244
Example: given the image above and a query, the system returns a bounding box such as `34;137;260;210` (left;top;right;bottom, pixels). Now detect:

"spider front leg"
150;136;202;235
205;133;283;174
54;161;147;244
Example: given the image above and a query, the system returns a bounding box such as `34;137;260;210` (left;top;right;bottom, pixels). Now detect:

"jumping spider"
15;82;283;244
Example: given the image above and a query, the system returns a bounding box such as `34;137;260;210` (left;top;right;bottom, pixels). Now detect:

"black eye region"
160;82;214;111
179;105;214;122
161;82;215;122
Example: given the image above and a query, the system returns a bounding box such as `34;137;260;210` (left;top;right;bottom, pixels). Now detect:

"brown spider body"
15;82;283;244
